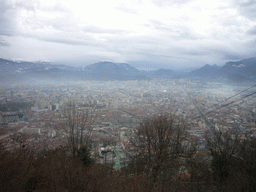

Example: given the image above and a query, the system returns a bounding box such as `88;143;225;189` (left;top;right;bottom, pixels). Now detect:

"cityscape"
1;78;255;168
1;0;256;190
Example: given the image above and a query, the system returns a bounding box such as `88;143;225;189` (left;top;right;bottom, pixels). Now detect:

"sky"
1;0;256;70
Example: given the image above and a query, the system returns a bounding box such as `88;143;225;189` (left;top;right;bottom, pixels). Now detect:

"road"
184;90;216;135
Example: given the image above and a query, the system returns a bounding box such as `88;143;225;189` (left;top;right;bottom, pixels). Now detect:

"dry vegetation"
1;115;256;191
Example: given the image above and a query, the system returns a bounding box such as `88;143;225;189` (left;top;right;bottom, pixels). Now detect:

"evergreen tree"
77;146;93;166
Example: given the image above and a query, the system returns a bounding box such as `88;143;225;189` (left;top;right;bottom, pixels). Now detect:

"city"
1;79;255;168
1;0;256;190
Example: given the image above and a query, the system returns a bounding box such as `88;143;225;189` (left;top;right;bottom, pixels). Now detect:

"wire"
229;92;256;105
217;91;256;109
218;84;256;105
190;84;256;119
197;91;256;118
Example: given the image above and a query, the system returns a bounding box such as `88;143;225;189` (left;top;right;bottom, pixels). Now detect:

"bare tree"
129;115;196;188
208;130;256;191
15;132;29;152
60;100;94;158
207;130;239;189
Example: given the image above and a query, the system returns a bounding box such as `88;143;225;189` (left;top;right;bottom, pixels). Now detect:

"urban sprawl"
1;79;255;168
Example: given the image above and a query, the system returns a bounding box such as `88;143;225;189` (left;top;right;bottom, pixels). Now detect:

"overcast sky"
1;0;256;69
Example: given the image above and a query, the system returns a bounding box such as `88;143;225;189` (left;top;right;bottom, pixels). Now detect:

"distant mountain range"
188;64;220;78
0;59;182;82
0;57;256;83
188;57;256;83
84;61;141;75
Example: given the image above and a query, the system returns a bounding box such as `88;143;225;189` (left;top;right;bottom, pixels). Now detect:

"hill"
0;59;150;83
1;57;256;83
188;64;220;78
188;57;256;82
83;61;148;80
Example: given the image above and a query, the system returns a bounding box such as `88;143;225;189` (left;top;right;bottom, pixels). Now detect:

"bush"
77;145;93;166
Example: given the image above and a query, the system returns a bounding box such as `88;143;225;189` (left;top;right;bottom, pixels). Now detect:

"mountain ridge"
188;57;256;82
1;57;256;83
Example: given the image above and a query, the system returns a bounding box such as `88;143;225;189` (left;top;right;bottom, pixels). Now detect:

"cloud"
0;39;10;46
115;4;138;15
14;0;38;11
247;26;256;36
83;26;131;35
0;0;16;36
151;0;193;7
232;0;256;20
0;0;256;69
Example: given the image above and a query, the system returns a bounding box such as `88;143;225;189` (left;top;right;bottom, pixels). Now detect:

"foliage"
2;113;256;191
208;131;238;186
77;145;93;166
208;130;256;191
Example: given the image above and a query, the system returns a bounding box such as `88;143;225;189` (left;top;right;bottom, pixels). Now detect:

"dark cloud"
0;39;10;46
0;1;16;36
245;38;256;52
0;0;41;36
14;0;38;11
247;26;256;35
28;33;104;47
222;52;244;61
181;50;208;56
39;38;88;46
232;0;256;20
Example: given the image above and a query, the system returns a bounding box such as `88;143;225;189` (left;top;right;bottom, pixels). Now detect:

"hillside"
188;57;256;82
1;57;256;83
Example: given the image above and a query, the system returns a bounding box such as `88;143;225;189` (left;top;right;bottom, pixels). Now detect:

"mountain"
188;64;220;78
0;58;78;83
2;57;256;83
152;69;175;77
142;68;181;79
84;62;141;75
0;59;150;83
82;62;149;80
218;57;256;83
220;57;256;77
188;57;256;82
0;58;70;74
